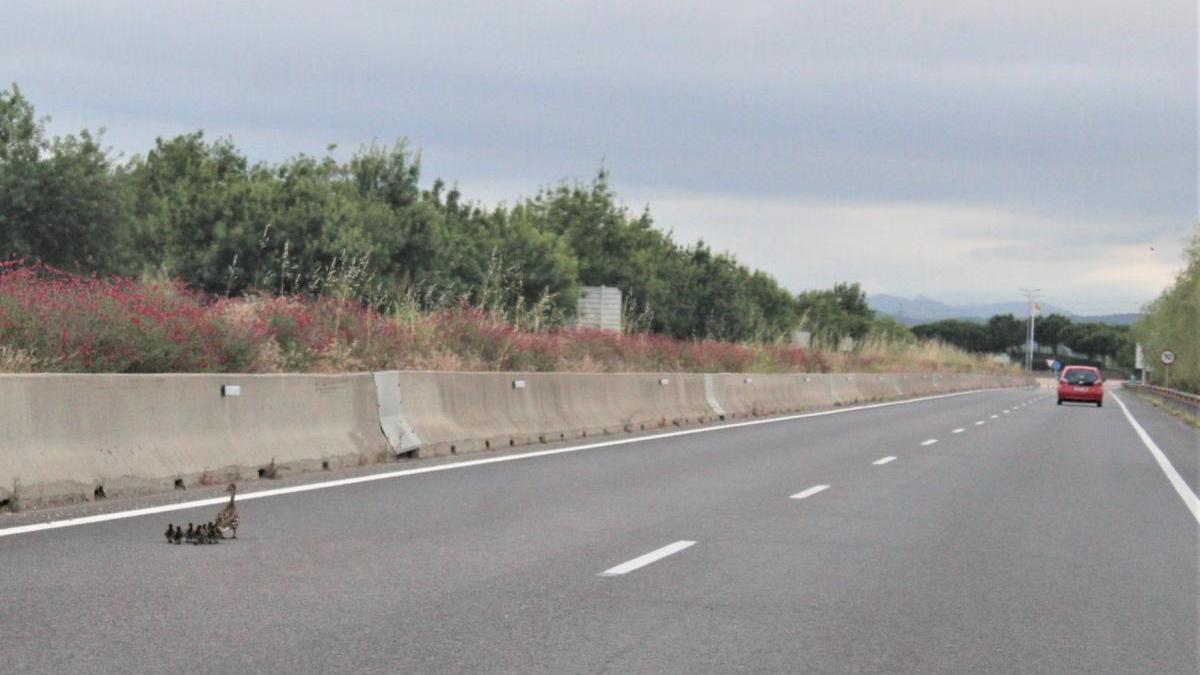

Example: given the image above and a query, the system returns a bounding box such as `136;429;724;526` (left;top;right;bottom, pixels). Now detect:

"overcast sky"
4;1;1195;313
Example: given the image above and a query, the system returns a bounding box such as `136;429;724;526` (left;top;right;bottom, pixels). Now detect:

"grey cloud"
1;1;1194;311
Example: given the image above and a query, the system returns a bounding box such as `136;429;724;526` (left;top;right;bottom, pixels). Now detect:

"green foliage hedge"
2;84;819;343
1134;226;1199;392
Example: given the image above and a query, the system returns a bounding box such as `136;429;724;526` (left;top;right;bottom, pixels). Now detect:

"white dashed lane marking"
873;456;898;465
952;428;965;434
921;439;939;446
600;540;696;577
790;485;831;500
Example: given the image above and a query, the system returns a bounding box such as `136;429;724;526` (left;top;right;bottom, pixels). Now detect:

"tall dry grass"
842;337;1001;374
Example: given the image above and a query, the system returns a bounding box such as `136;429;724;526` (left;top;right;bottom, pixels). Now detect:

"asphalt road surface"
2;387;1197;674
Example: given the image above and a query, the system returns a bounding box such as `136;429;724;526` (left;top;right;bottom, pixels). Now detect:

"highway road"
1;387;1197;674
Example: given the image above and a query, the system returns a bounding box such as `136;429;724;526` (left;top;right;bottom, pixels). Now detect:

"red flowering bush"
0;261;258;372
0;262;1005;375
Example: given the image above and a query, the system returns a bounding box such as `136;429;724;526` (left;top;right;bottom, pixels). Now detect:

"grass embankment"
0;262;1010;375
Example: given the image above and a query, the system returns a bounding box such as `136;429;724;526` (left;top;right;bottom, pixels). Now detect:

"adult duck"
214;484;240;539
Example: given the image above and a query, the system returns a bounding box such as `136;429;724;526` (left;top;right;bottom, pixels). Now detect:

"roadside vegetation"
911;313;1134;371
1133;226;1198;393
0;261;1009;375
2;84;805;343
1;84;1016;376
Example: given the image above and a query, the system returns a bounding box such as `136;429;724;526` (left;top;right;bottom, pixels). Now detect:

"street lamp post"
1020;288;1041;372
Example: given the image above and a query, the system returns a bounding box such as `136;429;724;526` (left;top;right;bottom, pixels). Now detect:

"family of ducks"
164;483;240;545
166;521;222;545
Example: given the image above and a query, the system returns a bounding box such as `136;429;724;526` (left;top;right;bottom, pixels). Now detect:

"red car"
1057;366;1104;407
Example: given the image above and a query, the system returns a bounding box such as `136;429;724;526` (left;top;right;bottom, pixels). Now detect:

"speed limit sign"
1160;350;1176;366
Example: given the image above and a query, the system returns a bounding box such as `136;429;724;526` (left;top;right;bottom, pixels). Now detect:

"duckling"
165;523;175;543
214;483;240;539
173;525;183;545
207;522;221;544
184;522;195;544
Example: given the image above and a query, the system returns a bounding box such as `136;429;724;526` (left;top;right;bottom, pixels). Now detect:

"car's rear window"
1063;369;1099;384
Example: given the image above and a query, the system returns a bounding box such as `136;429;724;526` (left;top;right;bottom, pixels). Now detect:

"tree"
487;205;581;316
1062;322;1132;363
1035;314;1072;354
525;171;802;340
747;269;802;340
912;320;990;352
1133;225;1199;390
868;315;915;343
985;314;1026;352
796;282;874;345
125;132;269;292
0;83;128;272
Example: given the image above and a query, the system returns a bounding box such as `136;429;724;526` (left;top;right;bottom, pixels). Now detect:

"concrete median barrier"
707;374;840;418
1;369;1032;511
855;374;900;402
905;374;938;396
829;374;865;405
0;373;390;509
384;371;716;457
386;370;1033;459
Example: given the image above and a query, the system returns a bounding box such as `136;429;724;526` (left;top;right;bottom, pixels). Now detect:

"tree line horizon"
0;83;1141;365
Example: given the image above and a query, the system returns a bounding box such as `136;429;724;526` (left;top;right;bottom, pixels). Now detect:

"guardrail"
1123;383;1200;413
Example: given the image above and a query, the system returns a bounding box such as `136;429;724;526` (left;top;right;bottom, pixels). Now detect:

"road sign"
1160;350;1176;366
1135;343;1145;369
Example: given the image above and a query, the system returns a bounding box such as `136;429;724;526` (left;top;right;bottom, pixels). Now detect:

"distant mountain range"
868;294;1139;326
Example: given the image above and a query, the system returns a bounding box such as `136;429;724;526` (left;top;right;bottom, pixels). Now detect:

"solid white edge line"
0;388;993;539
599;540;696;576
1111;393;1200;524
873;456;898;465
790;484;831;500
921;439;938;446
